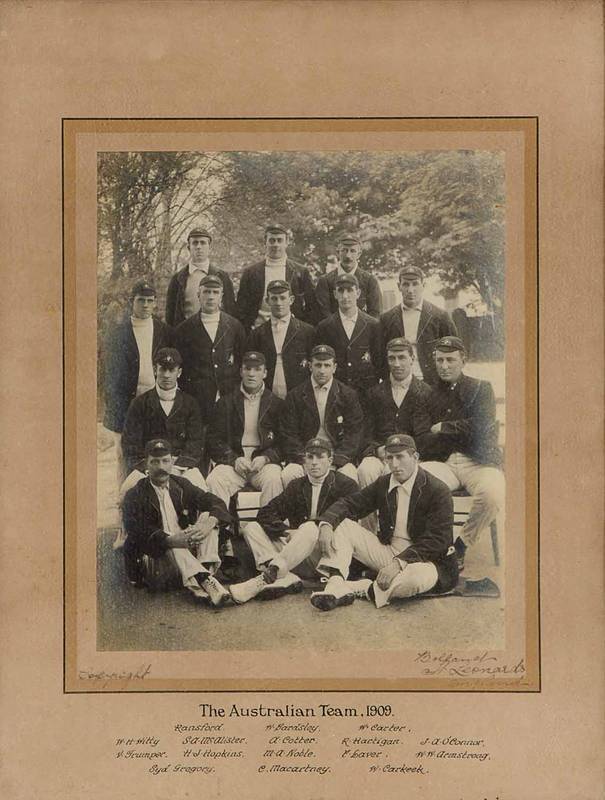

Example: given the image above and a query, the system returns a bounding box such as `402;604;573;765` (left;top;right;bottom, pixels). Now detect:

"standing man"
121;439;233;606
165;228;236;326
206;351;284;509
174;274;246;423
419;336;505;571
280;344;363;487
120;348;207;494
103;279;172;484
315;233;382;320
235;223;317;331
229;438;358;604
309;434;458;611
247;279;315;399
313;272;382;411
358;337;432;488
379;265;458;385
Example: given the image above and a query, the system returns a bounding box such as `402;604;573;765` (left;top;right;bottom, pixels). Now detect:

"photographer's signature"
415;651;525;678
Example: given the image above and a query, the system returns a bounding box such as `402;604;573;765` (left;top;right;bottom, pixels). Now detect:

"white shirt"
338;266;357;277
271;313;291;399
338;308;358;340
156;384;177;416
390;373;413;407
388;466;418;553
151;482;182;535
311;377;333;439
241;385;263;458
200;310;220;342
401;302;424;379
130;316;155;396
308;472;329;520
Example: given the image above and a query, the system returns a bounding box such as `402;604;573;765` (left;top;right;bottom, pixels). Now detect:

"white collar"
130;315;153;326
307;470;330;487
388;466;418;495
338;266;357;277
390;373;413;391
200;309;221;322
265;255;287;268
155;384;177;401
338;308;358;324
240;384;264;401
401;301;423;312
188;260;210;275
311;377;333;393
271;313;291;327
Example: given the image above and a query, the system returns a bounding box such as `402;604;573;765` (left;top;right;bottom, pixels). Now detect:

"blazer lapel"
407;469;426;532
416;301;433;341
214;312;229;348
302;478;313;516
317;471;336;515
282;316;298;352
302;381;321;424
167;390;184;418
349;313;368;346
258;389;272;423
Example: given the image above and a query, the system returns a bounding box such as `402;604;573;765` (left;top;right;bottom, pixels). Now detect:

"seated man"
280;344;363;487
206;351;284;508
419;336;505;571
358;337;432;488
229;438;358;604
246;279;315;399
120;347;207;495
121;439;233;606
313;272;382;412
309;434;458;610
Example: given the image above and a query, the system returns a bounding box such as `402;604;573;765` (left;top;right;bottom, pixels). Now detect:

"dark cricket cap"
198;273;223;289
304;437;333;456
265;223;289;236
242;351;266;366
266;279;292;295
337;232;361;246
433;336;466;353
187;227;212;242
310;344;336;360
334;272;359;289
154;347;182;368
145;438;173;457
387;337;414;353
399;265;424;280
384;434;417;453
131;279;156;298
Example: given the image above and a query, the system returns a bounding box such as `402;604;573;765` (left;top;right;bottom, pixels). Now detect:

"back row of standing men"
104;224;504;584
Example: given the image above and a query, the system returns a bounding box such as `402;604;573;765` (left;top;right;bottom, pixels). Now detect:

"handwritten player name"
78;664;152;684
414;651;525;677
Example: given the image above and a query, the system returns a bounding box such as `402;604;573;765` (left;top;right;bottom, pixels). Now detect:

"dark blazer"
165;264;237;327
102;316;172;433
122;474;232;559
121;388;204;473
206;387;284;466
379;300;458;386
314;310;383;399
235;260;318;331
420;374;502;467
247;315;315;394
362;377;433;458
280;377;363;468
319;467;458;592
173;311;246;421
257;470;359;540
315;268;383;320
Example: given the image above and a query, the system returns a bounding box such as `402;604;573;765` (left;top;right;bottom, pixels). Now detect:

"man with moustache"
315;233;382;320
309;434;458;611
246;279;315;399
280;344;363;487
419;336;504;571
121;439;233;606
165;228;237;326
206;351;284;509
174;273;246;423
379;265;458;385
235;223;317;331
120;348;207;494
229;438;358;604
313;272;383;412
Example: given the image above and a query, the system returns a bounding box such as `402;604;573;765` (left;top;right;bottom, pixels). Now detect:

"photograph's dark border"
62;116;539;694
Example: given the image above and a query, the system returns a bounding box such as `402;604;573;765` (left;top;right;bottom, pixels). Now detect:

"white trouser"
317;518;438;601
242;521;321;579
171;529;221;591
120;467;208;499
421;453;505;547
207;463;283;508
281;462;359;489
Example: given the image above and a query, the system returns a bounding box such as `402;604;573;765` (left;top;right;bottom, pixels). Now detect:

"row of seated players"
119;335;504;581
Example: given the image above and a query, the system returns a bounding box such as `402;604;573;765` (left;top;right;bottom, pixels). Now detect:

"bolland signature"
78;663;152;687
415;650;525;678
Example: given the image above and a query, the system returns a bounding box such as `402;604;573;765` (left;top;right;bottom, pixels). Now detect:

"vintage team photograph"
96;148;507;653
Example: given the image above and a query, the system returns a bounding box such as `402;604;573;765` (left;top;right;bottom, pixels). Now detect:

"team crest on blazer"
362;350;371;362
267;431;274;440
227;353;234;365
300;358;308;369
337;415;344;424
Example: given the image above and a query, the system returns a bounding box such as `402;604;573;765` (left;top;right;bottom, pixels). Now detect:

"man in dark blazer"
246;279;315;399
165;228;237;326
206;351;284;509
379;265;458;385
419;336;504;571
315;232;382;319
309;434;458;611
103;279;172;485
313;272;383;411
358;337;433;489
173;274;247;422
229;437;359;604
122;439;233;606
235;223;317;331
280;344;364;487
120;348;207;494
